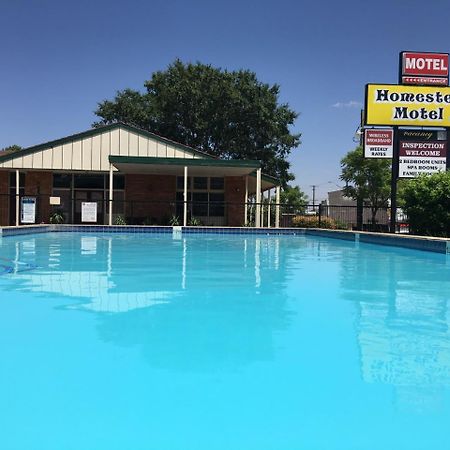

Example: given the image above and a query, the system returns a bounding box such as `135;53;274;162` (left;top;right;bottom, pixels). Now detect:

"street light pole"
310;185;316;206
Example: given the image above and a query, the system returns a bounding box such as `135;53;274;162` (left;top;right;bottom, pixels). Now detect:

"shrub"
169;215;180;226
188;217;202;226
114;215;127;225
291;215;346;230
49;210;64;224
402;172;450;237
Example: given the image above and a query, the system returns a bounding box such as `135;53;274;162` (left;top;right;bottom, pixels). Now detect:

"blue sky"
1;0;450;200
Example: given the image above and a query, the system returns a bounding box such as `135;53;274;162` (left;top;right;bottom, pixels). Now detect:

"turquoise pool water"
0;232;449;450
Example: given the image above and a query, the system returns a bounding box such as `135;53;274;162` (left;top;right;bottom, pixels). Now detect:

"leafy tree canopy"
279;185;308;213
0;144;22;153
402;171;450;237
94;59;300;186
340;146;391;223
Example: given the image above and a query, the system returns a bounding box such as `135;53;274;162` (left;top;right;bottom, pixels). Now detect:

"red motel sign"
401;52;449;86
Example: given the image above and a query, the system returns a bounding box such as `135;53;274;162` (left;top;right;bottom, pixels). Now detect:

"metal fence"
0;193;407;233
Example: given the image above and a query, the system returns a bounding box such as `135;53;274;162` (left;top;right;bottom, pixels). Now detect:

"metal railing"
0;193;405;233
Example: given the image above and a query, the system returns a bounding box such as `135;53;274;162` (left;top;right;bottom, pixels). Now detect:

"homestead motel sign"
364;51;450;232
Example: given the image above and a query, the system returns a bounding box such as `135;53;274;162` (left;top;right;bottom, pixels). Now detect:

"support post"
275;186;281;228
267;188;271;228
15;169;19;226
244;175;248;226
183;166;188;227
390;126;399;234
260;191;265;227
109;163;113;226
255;168;261;227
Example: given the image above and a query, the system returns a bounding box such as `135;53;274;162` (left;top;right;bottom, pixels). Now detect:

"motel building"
0;123;281;228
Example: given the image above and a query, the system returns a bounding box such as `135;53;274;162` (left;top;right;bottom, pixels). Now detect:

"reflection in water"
340;246;450;411
0;234;303;371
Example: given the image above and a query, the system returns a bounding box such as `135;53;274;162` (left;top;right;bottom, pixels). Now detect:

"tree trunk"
356;197;363;231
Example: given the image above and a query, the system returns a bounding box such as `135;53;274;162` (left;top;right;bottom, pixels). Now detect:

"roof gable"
0;122;214;171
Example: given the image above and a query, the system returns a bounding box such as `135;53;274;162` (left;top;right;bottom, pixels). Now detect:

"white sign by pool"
399;141;447;178
81;202;98;223
21;197;36;224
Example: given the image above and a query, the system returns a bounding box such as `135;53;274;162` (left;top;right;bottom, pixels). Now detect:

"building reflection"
0;234;303;371
340;246;450;411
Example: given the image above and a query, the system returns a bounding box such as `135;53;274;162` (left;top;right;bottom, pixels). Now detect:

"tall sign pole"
390;126;399;233
364;51;450;234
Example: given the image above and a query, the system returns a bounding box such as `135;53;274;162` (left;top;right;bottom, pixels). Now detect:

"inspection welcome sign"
365;84;450;127
399;141;447;178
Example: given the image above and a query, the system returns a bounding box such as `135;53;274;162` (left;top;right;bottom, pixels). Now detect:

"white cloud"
331;100;362;109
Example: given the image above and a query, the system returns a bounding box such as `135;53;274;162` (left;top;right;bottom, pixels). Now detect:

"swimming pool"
0;231;449;450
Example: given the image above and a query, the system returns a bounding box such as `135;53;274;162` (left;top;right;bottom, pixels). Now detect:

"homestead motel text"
375;88;450;121
0;123;281;227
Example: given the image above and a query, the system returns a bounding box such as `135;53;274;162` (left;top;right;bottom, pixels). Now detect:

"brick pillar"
24;171;53;223
225;176;246;227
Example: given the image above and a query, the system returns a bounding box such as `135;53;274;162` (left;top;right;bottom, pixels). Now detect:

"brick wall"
225;176;246;227
125;174;176;224
0;172;9;226
25;171;53;223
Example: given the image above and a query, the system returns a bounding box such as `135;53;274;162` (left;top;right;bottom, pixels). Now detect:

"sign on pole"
81;202;98;223
399;129;447;142
364;129;393;158
400;51;449;86
399;141;447;178
21;197;36;224
365;84;450;127
363;50;450;233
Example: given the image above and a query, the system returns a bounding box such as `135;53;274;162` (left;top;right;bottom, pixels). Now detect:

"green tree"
279;185;308;214
94;59;300;186
340;146;391;226
0;144;22;153
402;171;450;237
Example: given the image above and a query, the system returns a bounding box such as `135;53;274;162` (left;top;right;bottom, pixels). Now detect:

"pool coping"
0;224;449;254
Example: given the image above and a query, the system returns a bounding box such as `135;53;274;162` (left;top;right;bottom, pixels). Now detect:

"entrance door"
74;190;104;224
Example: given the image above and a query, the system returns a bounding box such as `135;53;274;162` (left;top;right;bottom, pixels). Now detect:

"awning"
109;156;278;192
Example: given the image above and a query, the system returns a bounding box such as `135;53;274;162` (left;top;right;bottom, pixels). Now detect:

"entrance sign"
364;129;393;158
402;76;448;86
81;202;97;223
21;197;36;224
399;141;447;178
365;84;450;127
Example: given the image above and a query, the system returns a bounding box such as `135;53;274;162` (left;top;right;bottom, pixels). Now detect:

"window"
112;174;125;190
192;192;208;216
74;174;104;189
193;177;207;190
53;173;72;188
176;176;225;218
210;177;224;190
209;193;225;216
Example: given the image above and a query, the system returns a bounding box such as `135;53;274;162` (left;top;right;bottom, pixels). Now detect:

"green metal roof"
109;155;261;168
